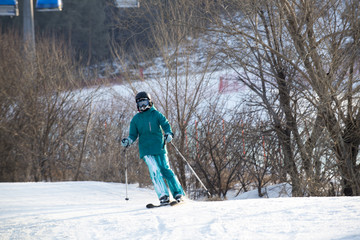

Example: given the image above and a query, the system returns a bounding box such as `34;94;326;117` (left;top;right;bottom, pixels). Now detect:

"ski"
169;200;184;207
146;201;178;209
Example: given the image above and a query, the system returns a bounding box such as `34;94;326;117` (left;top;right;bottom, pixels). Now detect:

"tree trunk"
74;111;92;181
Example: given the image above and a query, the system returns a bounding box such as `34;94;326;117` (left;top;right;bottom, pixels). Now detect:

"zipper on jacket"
149;122;151;132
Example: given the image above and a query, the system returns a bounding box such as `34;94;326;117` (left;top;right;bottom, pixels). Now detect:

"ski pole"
170;142;211;197
123;147;129;201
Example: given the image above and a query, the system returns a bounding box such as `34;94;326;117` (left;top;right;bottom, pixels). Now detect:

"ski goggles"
137;98;149;108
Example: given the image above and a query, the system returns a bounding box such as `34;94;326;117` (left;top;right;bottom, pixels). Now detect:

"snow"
1;182;360;240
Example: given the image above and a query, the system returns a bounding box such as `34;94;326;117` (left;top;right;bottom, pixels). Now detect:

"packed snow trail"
1;182;360;240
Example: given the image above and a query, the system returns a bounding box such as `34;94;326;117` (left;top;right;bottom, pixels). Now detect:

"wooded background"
1;0;359;198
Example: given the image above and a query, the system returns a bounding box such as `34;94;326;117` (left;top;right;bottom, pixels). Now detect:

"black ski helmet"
135;91;151;102
135;91;153;112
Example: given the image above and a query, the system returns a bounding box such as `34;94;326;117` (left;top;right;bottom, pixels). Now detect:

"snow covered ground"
1;182;360;240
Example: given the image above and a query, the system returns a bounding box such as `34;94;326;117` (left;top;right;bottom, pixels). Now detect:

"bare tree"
0;33;96;181
196;0;360;196
191;100;245;198
277;0;360;195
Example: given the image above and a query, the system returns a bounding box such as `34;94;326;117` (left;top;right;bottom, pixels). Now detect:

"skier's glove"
164;133;173;143
121;138;133;148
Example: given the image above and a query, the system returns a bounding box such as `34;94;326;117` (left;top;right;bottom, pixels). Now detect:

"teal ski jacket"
128;106;173;159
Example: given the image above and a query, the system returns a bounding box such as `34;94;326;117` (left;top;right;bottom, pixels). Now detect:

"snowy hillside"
1;181;360;240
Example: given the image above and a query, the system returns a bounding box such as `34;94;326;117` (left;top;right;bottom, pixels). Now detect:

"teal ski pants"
143;154;185;200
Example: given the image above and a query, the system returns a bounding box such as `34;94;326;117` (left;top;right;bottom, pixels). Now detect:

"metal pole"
170;142;211;196
123;147;129;201
23;0;35;54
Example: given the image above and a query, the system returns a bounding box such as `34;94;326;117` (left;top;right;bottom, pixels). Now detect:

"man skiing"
121;91;185;206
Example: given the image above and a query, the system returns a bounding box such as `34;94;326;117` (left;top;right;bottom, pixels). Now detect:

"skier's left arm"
158;112;173;142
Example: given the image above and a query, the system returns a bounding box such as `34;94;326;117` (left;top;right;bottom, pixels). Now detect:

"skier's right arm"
121;119;138;148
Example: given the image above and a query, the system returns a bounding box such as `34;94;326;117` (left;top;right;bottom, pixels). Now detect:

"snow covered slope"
1;182;359;240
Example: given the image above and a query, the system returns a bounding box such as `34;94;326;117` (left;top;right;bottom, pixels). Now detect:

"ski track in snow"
1;182;360;240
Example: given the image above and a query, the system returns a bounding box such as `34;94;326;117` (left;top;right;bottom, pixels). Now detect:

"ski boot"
174;194;184;203
159;195;170;206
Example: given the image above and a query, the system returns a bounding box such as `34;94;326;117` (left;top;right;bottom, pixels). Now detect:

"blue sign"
0;0;17;5
0;0;18;16
36;0;62;11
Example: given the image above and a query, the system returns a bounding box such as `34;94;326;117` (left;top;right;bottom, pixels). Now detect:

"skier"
121;91;185;206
